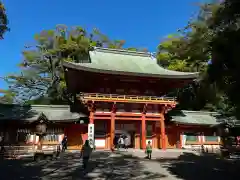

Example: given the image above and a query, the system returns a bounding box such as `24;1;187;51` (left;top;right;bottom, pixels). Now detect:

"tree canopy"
0;1;9;39
207;0;240;118
156;2;233;113
3;25;141;104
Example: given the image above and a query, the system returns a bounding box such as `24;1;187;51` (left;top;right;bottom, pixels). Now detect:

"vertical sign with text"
88;124;95;148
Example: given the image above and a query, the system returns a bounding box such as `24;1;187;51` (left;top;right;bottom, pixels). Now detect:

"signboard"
88;124;95;148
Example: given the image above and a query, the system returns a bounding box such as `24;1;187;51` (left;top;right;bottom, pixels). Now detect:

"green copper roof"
0;104;87;122
171;110;220;125
63;47;199;79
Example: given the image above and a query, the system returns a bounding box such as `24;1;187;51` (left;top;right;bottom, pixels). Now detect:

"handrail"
78;92;176;102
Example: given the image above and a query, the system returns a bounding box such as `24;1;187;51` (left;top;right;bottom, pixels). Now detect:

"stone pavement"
0;149;239;180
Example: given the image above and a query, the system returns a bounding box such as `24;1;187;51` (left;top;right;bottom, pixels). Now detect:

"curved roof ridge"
181;110;219;115
93;47;152;57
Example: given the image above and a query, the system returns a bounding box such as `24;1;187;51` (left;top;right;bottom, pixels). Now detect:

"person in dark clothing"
80;140;92;170
0;136;5;156
124;136;129;151
61;136;67;152
113;136;117;147
112;136;118;151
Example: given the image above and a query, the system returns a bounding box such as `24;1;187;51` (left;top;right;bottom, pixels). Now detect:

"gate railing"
78;92;177;104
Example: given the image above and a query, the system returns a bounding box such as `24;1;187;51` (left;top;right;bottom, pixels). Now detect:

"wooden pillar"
152;122;156;148
141;114;146;149
160;114;166;150
176;125;181;149
135;122;141;148
110;112;115;150
89;111;94;124
179;131;183;149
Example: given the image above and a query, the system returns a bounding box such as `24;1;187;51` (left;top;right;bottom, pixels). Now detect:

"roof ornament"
150;52;157;59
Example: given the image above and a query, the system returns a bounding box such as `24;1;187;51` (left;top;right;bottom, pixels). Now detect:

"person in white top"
117;135;124;150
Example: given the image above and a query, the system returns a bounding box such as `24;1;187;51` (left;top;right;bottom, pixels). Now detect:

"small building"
169;110;221;152
0;104;87;154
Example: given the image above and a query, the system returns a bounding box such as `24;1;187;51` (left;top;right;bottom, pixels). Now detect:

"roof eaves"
181;110;220;116
63;61;199;79
172;121;218;126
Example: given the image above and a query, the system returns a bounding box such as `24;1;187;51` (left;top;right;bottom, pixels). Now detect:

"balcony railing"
78;92;177;104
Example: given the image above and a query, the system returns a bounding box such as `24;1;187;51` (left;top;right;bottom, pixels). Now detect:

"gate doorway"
115;130;135;148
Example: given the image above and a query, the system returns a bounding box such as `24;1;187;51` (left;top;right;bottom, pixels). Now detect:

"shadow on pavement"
157;152;240;180
0;151;167;180
0;152;109;180
86;152;167;179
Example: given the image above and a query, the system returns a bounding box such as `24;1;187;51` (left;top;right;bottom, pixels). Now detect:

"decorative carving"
36;123;47;134
142;104;148;114
111;102;117;113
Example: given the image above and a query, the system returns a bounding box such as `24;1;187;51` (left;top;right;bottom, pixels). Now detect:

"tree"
4;25;135;104
0;1;9;39
0;89;15;103
207;0;240;117
156;2;228;112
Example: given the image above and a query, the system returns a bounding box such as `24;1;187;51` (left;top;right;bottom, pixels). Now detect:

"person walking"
80;140;93;170
61;136;68;152
145;141;152;159
112;136;118;151
124;136;129;151
118;135;124;150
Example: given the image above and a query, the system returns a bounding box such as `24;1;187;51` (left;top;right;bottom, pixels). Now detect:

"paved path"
0;150;240;180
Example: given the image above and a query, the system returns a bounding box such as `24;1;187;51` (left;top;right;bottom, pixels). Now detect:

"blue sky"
0;0;204;90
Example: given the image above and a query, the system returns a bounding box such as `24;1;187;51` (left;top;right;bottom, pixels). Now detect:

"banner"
88;124;95;148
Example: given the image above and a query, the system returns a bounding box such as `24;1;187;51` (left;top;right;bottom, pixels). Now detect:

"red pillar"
179;131;183;149
110;112;115;150
135;122;141;149
152;122;156;148
160;114;166;150
89;111;94;124
176;125;180;149
88;111;95;148
141;114;146;149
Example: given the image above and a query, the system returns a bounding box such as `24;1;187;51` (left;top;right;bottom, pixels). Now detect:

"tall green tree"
207;0;240;117
156;2;229;112
4;25;134;104
0;1;9;39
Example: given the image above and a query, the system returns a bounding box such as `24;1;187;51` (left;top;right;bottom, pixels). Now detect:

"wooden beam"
94;112;161;117
93;116;161;121
79;97;176;105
